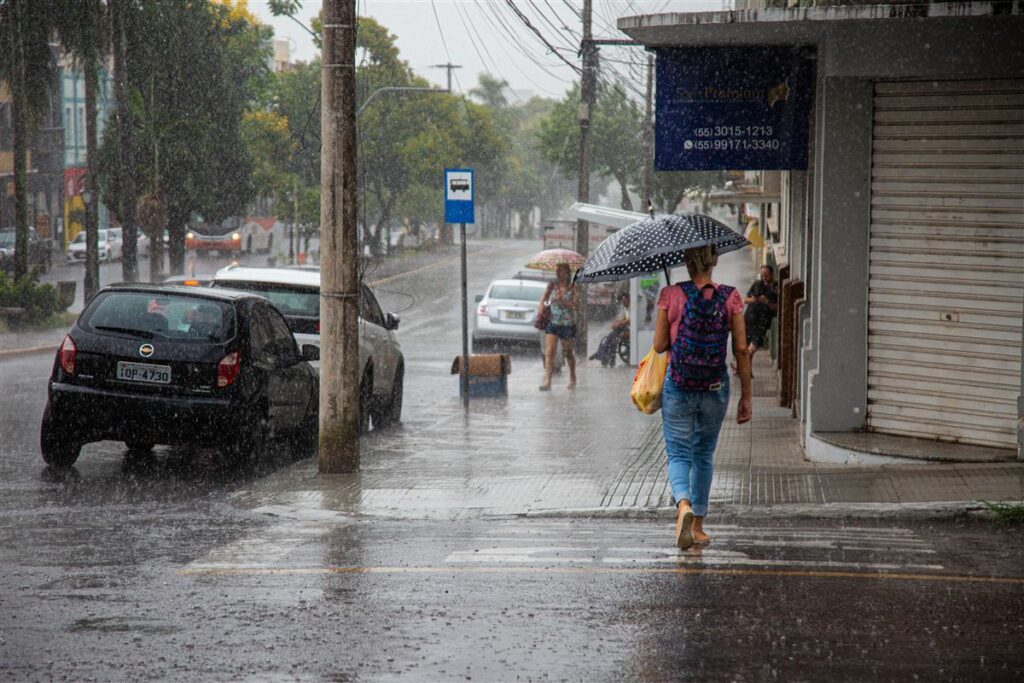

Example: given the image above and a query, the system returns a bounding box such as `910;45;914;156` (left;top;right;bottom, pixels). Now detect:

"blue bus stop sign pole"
445;169;474;406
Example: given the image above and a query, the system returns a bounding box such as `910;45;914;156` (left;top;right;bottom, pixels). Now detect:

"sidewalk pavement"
231;350;1024;523
0;327;65;358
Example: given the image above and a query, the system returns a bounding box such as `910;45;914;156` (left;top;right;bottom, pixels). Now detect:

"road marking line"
176;565;1024;585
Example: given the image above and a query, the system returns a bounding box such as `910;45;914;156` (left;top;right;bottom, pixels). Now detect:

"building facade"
620;1;1024;459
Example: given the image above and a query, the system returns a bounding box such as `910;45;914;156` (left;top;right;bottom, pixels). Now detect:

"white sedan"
66;229;120;263
210;266;405;431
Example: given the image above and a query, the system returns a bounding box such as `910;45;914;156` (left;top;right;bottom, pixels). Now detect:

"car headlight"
187;232;195;240
231;232;240;241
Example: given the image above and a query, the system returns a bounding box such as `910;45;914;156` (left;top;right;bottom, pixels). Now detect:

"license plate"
116;361;171;384
504;311;526;320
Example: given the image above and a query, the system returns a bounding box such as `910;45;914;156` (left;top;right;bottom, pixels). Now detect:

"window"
360;285;385;327
251;304;297;361
213;281;319;318
488;284;547;302
82;292;236;343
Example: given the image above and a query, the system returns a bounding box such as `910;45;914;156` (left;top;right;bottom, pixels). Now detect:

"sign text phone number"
687;138;781;151
693;125;774;138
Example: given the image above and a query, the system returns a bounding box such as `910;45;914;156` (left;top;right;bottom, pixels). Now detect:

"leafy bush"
0;269;64;326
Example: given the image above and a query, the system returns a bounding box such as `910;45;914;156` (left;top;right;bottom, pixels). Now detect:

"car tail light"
216;351;241;388
477;304;488;316
315;320;320;334
59;335;76;375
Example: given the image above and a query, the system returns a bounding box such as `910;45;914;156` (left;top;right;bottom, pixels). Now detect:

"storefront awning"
707;187;780;205
564;202;647;229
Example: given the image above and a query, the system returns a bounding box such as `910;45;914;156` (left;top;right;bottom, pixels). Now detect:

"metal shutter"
868;79;1024;450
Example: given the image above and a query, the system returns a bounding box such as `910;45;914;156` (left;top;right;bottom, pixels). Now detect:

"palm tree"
0;0;58;279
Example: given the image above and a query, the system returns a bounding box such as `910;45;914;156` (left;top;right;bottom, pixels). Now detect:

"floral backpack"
669;281;734;391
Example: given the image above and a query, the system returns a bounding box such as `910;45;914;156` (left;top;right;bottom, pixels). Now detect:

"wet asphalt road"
3;239;1024;680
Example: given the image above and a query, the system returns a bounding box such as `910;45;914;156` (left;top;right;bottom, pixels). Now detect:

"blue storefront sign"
655;47;815;171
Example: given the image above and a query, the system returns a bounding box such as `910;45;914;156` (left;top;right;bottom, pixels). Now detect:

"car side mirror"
474;294;483;303
384;312;400;331
301;344;320;362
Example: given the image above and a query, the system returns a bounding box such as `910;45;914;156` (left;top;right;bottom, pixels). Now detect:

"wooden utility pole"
319;0;361;473
575;0;597;354
642;54;654;216
430;63;462;94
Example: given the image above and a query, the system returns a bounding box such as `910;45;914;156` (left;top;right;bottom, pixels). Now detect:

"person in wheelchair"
591;292;630;367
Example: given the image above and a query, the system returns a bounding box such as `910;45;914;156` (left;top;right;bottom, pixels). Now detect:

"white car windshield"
488;284;546;302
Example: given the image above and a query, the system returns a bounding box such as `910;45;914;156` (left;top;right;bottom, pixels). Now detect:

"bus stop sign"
445;169;474;224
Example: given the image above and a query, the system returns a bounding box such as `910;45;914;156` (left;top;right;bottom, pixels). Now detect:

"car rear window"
81;291;236;343
488;284;546;302
212;281;319;318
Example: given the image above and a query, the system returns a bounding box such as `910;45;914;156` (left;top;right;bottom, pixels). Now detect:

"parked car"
0;227;53;273
39;284;320;468
66;229;120;263
472;276;551;352
187;228;242;256
210;266;404;431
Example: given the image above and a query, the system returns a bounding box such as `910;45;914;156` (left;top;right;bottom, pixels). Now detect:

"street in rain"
1;1;1022;681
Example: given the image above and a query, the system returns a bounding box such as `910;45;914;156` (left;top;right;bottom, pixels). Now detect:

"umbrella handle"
664;266;671;285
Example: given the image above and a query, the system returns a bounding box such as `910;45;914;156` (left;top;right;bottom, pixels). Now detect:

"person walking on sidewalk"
539;263;579;391
653;246;753;550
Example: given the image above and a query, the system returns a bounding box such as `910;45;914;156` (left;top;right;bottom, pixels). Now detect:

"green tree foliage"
98;0;271;274
0;0;59;278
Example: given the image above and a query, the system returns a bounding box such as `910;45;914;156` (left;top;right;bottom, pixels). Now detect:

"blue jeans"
661;374;730;517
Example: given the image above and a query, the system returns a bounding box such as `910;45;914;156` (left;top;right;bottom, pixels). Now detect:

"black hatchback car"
40;284;319;468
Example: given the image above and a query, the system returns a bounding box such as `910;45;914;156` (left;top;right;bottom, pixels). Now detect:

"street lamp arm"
357;87;450;117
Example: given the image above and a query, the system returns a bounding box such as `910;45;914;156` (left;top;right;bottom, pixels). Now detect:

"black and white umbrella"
572;213;750;284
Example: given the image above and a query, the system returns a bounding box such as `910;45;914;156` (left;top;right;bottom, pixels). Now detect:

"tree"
98;0;271;276
0;0;58;279
538;82;644;210
56;0;106;299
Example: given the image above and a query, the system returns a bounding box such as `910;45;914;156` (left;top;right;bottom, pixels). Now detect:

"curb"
0;344;56;360
523;501;993;521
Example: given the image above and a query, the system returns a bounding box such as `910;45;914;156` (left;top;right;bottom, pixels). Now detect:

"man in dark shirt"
743;265;779;368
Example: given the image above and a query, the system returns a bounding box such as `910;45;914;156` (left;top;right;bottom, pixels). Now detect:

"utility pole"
642;53;654;216
319;0;360;473
430;62;462;93
575;0;598;355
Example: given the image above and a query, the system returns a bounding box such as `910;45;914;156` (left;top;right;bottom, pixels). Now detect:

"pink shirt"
657;282;744;346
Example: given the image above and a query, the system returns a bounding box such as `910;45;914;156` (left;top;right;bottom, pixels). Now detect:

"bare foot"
539;383;551;392
566;382;576;390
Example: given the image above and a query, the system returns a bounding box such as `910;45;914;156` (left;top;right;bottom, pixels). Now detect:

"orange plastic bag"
630;348;668;414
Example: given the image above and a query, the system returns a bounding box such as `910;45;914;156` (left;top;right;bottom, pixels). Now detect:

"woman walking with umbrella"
526;248;585;391
653;246;752;549
574;213;753;549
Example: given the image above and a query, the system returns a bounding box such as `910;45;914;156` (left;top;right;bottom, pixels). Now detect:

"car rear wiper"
93;325;155;339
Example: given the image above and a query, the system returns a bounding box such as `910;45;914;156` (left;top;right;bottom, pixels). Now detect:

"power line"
477;1;576;89
501;0;582;75
428;0;462;93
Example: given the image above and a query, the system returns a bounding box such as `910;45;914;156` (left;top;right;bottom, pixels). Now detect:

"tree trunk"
10;0;29;279
83;58;100;300
112;0;138;282
616;176;633;211
167;206;187;275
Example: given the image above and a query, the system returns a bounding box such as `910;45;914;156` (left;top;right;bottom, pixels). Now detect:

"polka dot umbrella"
572;213;750;284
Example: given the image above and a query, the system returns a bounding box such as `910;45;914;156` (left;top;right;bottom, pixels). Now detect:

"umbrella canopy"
525;247;586;272
573;213;750;284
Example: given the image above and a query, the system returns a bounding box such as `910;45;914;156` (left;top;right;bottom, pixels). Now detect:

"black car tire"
471;339;487;354
293;408;318;456
40;405;81;468
374;363;403;429
223;407;269;468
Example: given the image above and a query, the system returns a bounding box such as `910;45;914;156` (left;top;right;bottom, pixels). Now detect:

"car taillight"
315;320;320;334
59;335;76;375
477;304;488;316
217;351;241;388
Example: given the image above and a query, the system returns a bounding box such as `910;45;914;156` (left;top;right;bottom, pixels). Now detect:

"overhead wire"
467;3;567;96
477;1;577;89
500;0;582;75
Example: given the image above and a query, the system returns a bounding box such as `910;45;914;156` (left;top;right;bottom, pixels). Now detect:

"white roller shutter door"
869;79;1024;450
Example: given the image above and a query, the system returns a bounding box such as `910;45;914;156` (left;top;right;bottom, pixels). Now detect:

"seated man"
590;292;630;367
